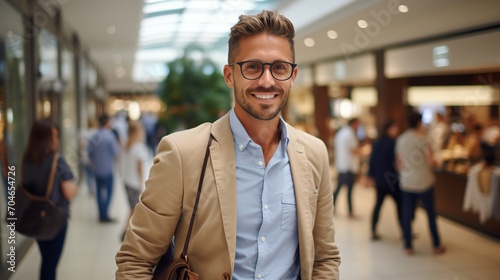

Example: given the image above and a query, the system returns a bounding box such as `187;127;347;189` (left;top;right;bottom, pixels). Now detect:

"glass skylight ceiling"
134;0;279;82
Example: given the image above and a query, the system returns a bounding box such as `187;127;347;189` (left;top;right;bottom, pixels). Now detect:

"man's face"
223;33;298;122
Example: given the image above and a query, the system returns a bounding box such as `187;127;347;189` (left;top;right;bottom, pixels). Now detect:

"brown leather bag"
152;136;212;280
14;153;68;241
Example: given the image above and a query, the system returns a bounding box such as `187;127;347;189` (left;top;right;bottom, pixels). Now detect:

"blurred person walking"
141;111;159;156
116;10;340;279
88;114;120;223
367;120;402;240
79;118;98;196
427;112;449;158
119;121;150;240
396;112;446;255
22;120;78;280
333;118;361;218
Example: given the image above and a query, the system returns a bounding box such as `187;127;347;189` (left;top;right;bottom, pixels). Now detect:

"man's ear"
289;65;299;88
223;65;234;88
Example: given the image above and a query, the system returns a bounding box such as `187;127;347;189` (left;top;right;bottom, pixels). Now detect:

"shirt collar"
229;109;290;152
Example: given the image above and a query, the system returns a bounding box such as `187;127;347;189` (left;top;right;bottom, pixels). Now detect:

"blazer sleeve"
116;136;184;279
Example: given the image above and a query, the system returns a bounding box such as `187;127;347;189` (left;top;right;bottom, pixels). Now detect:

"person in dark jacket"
367;120;403;240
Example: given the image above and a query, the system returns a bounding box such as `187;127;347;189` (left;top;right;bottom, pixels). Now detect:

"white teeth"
255;95;274;100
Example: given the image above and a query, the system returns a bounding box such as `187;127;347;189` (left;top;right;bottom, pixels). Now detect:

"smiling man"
116;10;340;280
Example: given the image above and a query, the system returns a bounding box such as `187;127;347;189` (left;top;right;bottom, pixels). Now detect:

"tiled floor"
9;171;500;280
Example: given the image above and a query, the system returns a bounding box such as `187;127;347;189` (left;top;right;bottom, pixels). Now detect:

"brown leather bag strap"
181;135;212;261
44;153;59;199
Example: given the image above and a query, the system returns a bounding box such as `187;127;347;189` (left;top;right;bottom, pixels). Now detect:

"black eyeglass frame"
229;60;297;81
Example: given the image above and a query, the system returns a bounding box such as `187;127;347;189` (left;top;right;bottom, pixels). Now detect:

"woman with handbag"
22;120;78;280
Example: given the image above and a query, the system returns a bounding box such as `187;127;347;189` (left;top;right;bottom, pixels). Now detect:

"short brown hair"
228;10;295;63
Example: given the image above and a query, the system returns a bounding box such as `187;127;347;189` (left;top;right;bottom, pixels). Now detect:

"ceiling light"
357;20;368;29
433;45;449;68
398;5;409;13
128;101;141;121
107;25;116;34
304;38;315;47
327;30;338;39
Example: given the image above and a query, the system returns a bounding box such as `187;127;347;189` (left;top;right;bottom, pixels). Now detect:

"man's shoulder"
396;130;418;149
160;123;213;149
170;123;212;138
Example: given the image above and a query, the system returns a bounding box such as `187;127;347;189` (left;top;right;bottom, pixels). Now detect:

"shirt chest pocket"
281;192;297;231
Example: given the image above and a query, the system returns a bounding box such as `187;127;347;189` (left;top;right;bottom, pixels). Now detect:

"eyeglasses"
229;60;297;81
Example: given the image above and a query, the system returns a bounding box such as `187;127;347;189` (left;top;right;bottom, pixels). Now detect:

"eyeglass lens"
240;61;293;80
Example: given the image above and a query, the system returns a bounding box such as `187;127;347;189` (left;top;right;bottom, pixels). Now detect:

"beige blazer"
116;113;340;279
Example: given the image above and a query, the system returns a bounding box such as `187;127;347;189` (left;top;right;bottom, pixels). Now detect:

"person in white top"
333;118;360;217
427;112;450;161
119;121;150;240
463;152;500;224
395;112;445;256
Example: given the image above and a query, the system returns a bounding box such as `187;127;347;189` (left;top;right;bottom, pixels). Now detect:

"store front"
302;26;500;239
0;0;33;274
0;1;105;277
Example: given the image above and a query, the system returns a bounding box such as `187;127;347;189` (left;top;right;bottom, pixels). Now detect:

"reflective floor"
10;169;500;280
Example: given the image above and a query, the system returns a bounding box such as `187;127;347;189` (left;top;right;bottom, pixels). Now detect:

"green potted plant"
157;47;232;133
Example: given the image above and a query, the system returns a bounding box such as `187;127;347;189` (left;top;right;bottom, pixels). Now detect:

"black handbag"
15;153;69;241
152;136;212;280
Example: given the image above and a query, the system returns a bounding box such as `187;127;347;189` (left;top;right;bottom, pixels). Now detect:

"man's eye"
273;63;287;71
246;63;261;70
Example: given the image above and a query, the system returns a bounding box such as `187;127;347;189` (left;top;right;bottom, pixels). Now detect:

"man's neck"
235;110;282;165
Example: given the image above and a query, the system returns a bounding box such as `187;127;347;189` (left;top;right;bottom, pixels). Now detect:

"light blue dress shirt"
88;128;119;176
229;110;299;280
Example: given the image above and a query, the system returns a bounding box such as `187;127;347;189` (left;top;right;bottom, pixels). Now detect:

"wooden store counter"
434;170;500;240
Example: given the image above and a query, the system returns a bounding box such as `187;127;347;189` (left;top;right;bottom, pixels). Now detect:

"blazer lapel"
211;115;238;269
287;125;314;277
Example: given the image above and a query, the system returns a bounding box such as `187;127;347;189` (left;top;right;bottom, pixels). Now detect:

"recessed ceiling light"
304;38;315;47
398;5;409;13
107;25;116;34
357;20;368;29
327;30;338;39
